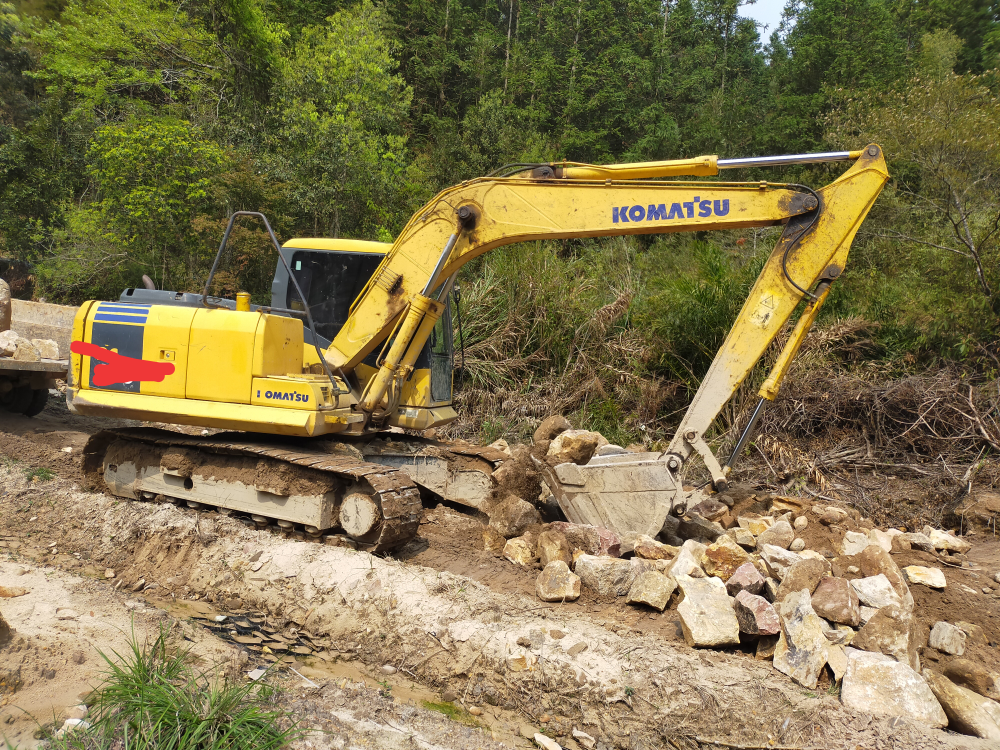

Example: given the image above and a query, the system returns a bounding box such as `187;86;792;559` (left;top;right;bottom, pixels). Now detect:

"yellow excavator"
67;145;888;551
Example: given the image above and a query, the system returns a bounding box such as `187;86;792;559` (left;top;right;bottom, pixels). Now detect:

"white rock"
923;669;1000;740
859;606;878;626
0;329;17;357
756;520;795;550
827;644;849;681
868;529;893;552
667;539;707;579
773;588;828;689
534;732;562;750
841;649;946;728
902;566;946;590
758;544;803;581
851;574;902;609
929;621;967;656
789;538;805;552
675;574;740;648
572;729;596;749
927;529;972;554
841;530;872;556
31;338;59;359
56;609;79;620
793;516;808;531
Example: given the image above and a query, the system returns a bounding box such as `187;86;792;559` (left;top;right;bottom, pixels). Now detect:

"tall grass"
50;628;299;750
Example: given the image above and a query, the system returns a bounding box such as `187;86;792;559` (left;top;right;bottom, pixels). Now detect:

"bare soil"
0;395;998;749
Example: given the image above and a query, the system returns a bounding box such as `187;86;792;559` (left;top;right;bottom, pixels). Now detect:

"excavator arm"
325;145;888;538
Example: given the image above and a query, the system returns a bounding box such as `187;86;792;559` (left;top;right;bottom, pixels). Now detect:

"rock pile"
482;426;1000;739
0;330;59;361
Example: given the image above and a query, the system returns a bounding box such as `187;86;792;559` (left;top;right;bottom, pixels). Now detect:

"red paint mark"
71;341;175;386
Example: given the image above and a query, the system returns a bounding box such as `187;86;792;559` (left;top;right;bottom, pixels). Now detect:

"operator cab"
274;238;455;405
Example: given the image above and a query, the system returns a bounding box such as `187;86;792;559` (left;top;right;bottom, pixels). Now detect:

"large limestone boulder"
855;545;913;612
31;338;59;360
758;544;803;581
0;329;17;357
534;415;571;443
926;528;972;555
901;565;946;590
536;561;581;602
773;589;828;689
774;558;829;602
756;520;794;551
928;621;966;656
632;534;677;561
547;430;607;465
923;669;1000;739
575;555;636;596
626;571;676;611
12;337;40;362
700;535;750;580
810;576;860;626
943;659;1000;701
852;604;919;671
668;539;707;579
675;574;740;648
725;562;764;597
840;530;873;556
488;495;542;538
850;574;902;610
841;649;946;728
537;530;572;567
733;591;779;636
503;537;535;566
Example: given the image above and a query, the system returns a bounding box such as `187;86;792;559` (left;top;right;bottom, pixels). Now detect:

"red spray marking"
71;341;175;386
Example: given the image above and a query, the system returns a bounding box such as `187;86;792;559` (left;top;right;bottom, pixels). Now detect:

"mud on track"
0;447;993;750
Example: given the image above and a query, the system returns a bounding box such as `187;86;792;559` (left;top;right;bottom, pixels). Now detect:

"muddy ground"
0;397;997;749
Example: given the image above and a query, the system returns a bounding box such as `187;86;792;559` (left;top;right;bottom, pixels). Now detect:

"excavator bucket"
536;452;683;541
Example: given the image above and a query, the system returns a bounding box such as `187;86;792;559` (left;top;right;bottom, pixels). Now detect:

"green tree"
273;3;417;238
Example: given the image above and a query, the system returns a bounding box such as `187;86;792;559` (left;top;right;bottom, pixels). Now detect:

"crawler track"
82;427;423;552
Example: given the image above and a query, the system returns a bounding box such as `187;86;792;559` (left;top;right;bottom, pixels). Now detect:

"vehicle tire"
2;384;33;414
23;387;49;417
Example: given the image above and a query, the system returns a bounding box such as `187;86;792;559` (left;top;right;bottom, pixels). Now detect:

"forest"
1;0;999;443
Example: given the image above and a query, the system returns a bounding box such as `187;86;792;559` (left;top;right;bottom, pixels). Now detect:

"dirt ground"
0;396;998;749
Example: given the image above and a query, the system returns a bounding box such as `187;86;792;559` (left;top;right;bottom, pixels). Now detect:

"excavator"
66;145;889;551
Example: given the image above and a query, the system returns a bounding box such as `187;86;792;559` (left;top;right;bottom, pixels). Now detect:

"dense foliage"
1;0;999;440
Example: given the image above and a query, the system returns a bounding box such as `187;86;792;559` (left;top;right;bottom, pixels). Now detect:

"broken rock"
547;429;606;465
856;545;914;612
548;522;620;557
537;531;572;567
675;574;740;648
900;532;935;553
810;576;860;626
503;538;535;567
677;514;724;543
488;495;542;538
923;669;1000;740
758;544;803;581
725;562;764;597
668;539;707;578
31;338;59;359
868;529;893;552
483;527;507;555
575;555;636;596
841;649;946;728
738;514;773;535
929;621;966;656
902;565;946;590
733;590;779;636
853;605;919;670
775;557;829;602
534;415;571;443
689;496;728;523
927;529;972;555
626;571;676;611
536;561;581;602
851;574;902;610
773;588;828;689
841;531;872;556
632;534;677;561
700;535;750;581
943;659;1000;702
756;519;794;551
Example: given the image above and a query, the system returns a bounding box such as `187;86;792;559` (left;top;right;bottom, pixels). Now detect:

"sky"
739;0;787;37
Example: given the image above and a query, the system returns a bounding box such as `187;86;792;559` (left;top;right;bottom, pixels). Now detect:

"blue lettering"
698;200;712;217
302;395;309;403
628;205;645;222
647;204;667;221
265;390;272;398
256;390;260;398
714;199;730;216
667;203;684;220
613;206;629;223
683;201;695;218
